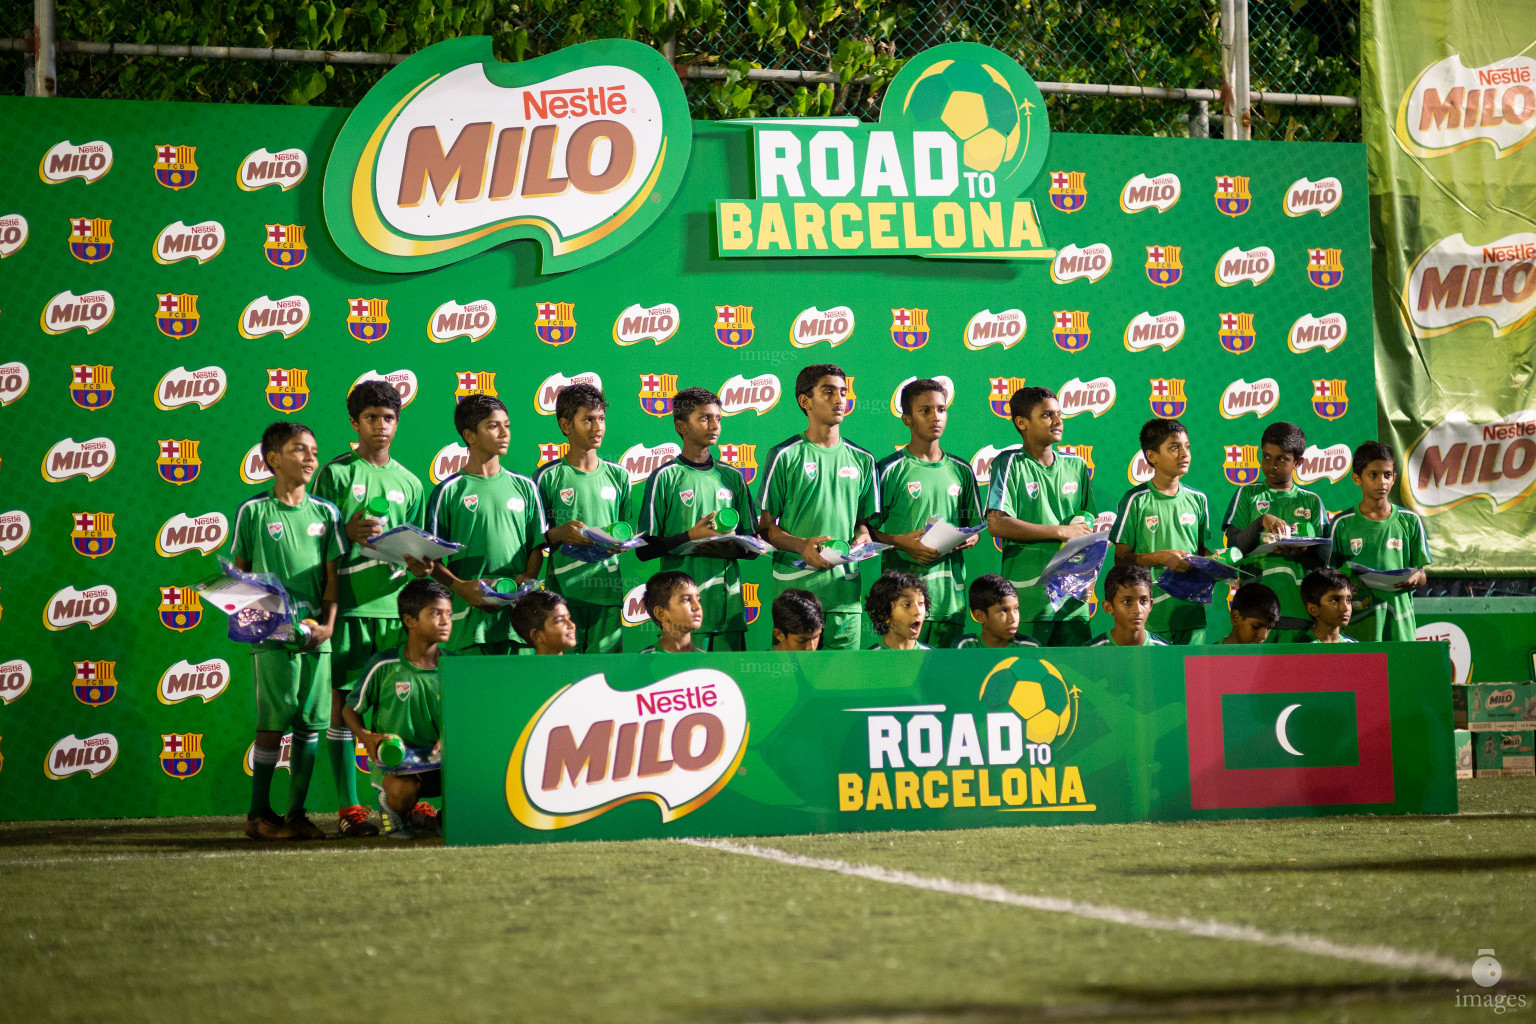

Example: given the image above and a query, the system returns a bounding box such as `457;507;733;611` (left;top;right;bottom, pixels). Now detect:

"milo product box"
1455;729;1473;780
1465;682;1536;732
1474;730;1535;778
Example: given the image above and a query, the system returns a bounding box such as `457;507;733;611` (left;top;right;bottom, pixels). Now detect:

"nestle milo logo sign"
324;37;691;274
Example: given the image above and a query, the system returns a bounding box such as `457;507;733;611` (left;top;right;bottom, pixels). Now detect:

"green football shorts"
252;647;330;732
330;616;405;692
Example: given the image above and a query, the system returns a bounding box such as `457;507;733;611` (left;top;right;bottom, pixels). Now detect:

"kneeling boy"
510;590;579;655
1222;582;1280;644
954;574;1041;649
1086;565;1169;647
1298;568;1357;643
641;571;704;653
867;570;930;651
771;588;824;651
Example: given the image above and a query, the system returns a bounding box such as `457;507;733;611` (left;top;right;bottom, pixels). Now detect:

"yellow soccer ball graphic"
980;657;1078;746
902;59;1023;174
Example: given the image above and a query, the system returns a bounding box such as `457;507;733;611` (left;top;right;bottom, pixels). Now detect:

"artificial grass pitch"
3;779;1534;1024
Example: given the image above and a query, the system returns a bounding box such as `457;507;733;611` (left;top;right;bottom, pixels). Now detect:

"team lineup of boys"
231;362;1431;840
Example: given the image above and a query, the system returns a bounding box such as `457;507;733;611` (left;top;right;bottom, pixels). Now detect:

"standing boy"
311;380;423;837
231;422;344;840
1112;418;1212;644
869;379;982;649
1326;441;1430;641
1085;565;1169;647
535;383;633;654
638;387;760;651
758;363;880;650
425;395;546;655
985;387;1096;646
1220;421;1328;638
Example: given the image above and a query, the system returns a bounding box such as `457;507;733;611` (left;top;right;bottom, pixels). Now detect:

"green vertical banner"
1362;0;1536;572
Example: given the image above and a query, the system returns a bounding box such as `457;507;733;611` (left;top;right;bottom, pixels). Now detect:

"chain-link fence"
2;0;1360;140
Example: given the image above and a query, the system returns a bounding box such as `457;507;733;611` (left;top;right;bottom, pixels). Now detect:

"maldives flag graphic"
1185;653;1394;809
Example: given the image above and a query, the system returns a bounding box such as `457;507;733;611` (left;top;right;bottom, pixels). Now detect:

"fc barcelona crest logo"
1148;378;1187;418
1312;378;1349;421
639;373;679;417
1223;443;1261;486
1052;310;1091;352
160;733;204;779
154;144;198;190
1214;175;1251;217
989;377;1028;418
156;292;200;339
843;376;858;415
73;660;117;706
1218;311;1255;354
1307;247;1343;289
347;297;390;342
454;370;498;403
535;301;578;345
538;442;570;466
1145;245;1183;287
1048;171;1087;213
71;511;116;558
70;363;115;410
157;438;202;485
743;581;761;627
1054;443;1095;478
890;308;929;350
264;224;307;269
265;367;310;413
716;304;755;348
719;442;759;485
159;585;203;631
69;217;113;263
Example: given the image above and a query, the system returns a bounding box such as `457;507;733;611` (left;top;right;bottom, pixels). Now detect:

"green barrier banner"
1415;597;1536;684
443;645;1455;846
1362;0;1536;573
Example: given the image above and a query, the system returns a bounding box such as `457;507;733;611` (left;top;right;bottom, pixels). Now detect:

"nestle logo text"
636;685;718;715
523;85;628;120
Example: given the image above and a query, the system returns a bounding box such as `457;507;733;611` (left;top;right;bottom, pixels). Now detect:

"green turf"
3;780;1534;1024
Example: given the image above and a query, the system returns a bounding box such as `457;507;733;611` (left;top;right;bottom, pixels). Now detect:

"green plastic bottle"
714;507;739;532
377;735;406;768
605;521;634;542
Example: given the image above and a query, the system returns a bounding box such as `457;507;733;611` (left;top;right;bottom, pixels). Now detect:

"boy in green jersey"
1112;419;1212;645
231;421;344;840
638;387;761;651
640;571;704;653
1298;568;1358;643
1327;441;1430;641
758;363;880;651
1220;421;1329;639
535;383;633;654
953;574;1041;649
985;387;1097;647
510;591;578;655
1221;583;1279;644
869;378;982;649
867;571;930;650
344;579;452;840
1085;565;1169;647
771;589;824;651
423;395;547;655
312;380;424;838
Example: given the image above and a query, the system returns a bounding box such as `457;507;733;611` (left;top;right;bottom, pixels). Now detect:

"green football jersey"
1327;504;1431;625
349;647;443;748
1295;632;1359;643
759;433;880;613
953;634;1041;649
1112;482;1212;636
426;469;547;649
985;447;1096;622
230;490;344;650
639;455;759;634
873;448;983;623
312;452;425;618
1221;481;1329;622
534;458;634;608
1085;632;1169;647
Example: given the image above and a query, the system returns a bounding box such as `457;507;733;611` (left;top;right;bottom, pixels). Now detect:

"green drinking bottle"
377;735;406;768
714;507;739;532
605;521;634;542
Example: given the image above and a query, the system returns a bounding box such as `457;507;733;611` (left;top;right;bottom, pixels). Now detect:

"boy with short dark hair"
510;590;578;655
1086;564;1168;647
869;378;982;649
535;383;634;654
1327;441;1430;641
1298;568;1357;643
344;578;452;840
231;421;344;840
638;386;760;651
986;386;1097;646
771;588;824;651
1112;418;1211;644
1222;582;1280;645
759;363;880;650
640;571;703;653
312;379;423;837
954;574;1041;649
867;570;930;651
424;394;547;655
1221;421;1328;639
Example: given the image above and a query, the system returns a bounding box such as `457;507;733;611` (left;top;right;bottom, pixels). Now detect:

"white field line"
678;837;1472;981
